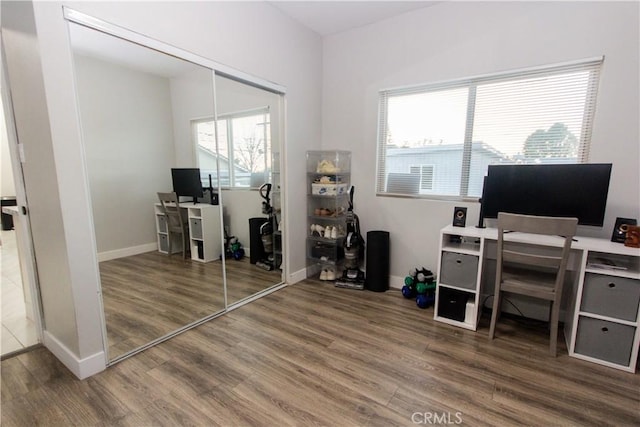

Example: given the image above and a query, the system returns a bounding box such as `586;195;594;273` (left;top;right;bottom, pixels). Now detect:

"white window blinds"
376;57;603;199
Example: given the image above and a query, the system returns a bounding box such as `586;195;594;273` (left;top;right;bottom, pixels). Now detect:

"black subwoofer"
249;217;268;264
365;230;390;292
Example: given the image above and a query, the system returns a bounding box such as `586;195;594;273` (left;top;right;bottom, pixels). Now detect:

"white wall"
74;54;176;255
322;1;640;285
169;66;214;167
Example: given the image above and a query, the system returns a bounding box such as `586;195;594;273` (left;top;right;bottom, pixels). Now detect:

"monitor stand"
476;197;486;229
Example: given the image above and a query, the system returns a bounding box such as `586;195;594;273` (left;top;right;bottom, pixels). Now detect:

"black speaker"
611;217;637;243
453;207;467;227
365;231;390;292
249;217;268;264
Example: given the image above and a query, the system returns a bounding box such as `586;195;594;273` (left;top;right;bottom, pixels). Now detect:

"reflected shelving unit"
306;151;351;282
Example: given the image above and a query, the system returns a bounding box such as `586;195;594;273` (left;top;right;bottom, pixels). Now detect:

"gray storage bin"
190;218;203;239
157;215;167;233
574;316;635;366
440;251;479;290
159;234;169;252
580;273;640;322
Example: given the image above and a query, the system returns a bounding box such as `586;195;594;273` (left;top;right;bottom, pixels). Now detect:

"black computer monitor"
171;168;204;204
481;163;612;226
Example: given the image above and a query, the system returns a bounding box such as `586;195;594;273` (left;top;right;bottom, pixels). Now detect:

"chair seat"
501;266;557;300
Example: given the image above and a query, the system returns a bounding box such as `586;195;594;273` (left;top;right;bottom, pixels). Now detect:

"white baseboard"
43;331;106;379
98;243;157;262
389;274;404;290
288;267;307;284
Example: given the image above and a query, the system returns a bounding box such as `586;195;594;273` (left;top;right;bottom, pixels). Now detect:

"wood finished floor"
100;251;282;360
2;280;639;426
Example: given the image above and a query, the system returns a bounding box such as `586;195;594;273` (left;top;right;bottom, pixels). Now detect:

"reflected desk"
154;202;222;263
435;224;640;372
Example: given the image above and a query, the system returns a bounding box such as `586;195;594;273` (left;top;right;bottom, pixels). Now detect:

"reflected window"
193;108;271;188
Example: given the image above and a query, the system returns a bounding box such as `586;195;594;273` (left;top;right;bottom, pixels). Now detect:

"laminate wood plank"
145;356;223;401
0;357;39;402
196;386;298;427
229;335;399;408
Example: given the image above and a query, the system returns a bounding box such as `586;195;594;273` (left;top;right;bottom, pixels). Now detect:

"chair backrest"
157;192;185;231
497;212;578;291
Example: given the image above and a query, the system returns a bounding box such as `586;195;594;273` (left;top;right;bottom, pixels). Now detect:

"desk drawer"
574;317;635;366
440;252;478;290
581;273;640;321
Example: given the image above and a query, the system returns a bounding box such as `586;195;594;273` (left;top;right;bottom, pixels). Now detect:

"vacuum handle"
259;183;272;201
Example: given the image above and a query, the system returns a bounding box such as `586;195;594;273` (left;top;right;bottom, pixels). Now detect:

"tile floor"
1;228;38;357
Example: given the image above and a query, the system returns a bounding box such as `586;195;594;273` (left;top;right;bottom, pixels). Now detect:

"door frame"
1;46;44;349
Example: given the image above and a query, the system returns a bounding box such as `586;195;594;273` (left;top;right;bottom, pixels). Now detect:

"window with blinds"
376;58;603;199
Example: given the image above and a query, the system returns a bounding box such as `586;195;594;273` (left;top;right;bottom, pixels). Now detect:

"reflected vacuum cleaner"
256;183;276;271
335;186;365;290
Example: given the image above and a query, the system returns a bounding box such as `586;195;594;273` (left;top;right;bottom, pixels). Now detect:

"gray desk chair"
489;212;578;356
157;192;189;259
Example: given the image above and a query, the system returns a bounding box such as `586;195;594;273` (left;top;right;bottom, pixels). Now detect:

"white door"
1;51;43;356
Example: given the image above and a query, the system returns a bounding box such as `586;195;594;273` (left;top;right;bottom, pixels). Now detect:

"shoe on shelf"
319;269;327;280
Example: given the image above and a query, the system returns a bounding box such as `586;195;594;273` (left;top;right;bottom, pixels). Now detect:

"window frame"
376;57;603;201
192;106;271;190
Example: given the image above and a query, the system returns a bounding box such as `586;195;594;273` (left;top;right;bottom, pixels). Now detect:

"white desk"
154;202;222;263
435;224;640;372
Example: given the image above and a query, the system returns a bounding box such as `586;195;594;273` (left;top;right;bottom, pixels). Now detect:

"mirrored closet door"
66;9;285;363
210;74;284;306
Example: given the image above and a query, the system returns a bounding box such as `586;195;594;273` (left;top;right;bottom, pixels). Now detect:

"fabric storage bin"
159;234;169;252
437;287;472;322
580;273;640;322
574;316;635;366
440;252;479;290
157;215;167;233
190;218;203;239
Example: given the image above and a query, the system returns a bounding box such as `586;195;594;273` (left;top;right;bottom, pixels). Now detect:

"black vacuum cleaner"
335;186;365;290
256;183;276;271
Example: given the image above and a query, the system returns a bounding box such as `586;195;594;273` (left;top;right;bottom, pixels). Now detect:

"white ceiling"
269;1;440;36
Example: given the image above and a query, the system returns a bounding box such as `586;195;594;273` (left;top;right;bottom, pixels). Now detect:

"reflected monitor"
171;168;204;204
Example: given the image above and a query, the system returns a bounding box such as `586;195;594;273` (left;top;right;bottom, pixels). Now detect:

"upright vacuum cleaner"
335;186;366;290
256;183;277;271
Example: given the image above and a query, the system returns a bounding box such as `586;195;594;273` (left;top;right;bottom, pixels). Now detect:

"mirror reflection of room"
68;22;225;361
200;74;284;305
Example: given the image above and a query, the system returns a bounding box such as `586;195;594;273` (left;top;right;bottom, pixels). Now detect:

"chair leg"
549;300;561;357
489;291;501;340
182;232;188;260
167;232;172;257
